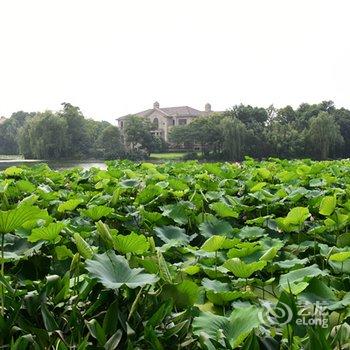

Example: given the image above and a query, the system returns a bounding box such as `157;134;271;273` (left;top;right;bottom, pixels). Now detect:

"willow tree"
308;112;343;160
221;117;247;161
18;111;69;159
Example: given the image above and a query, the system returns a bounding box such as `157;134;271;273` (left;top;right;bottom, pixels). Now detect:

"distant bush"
182;152;199;160
124;149;149;161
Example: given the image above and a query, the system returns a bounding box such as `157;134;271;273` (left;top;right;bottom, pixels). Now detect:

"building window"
120;121;124;128
153;117;159;129
178;119;187;125
172;119;175;125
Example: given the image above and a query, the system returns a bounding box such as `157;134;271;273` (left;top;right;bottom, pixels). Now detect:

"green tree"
19;111;69;159
225;104;268;126
223;105;269;158
307;111;343;159
123;116;156;153
220;117;247;160
85;118;111;157
96;125;125;159
275;105;297;124
169;115;222;156
0;111;34;155
333;108;350;158
264;121;305;159
17;127;33;158
59;103;90;158
294;101;335;131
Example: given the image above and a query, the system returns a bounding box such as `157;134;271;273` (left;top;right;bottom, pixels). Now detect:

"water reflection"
0;159;107;171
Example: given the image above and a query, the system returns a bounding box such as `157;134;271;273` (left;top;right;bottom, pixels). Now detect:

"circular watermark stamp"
258;300;293;326
258;300;329;328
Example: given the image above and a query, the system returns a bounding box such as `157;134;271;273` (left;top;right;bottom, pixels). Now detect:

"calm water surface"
0;159;107;171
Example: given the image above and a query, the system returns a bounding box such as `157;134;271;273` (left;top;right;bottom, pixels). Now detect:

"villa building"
116;101;217;142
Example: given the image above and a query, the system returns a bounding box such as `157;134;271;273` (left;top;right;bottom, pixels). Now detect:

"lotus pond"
0;159;350;349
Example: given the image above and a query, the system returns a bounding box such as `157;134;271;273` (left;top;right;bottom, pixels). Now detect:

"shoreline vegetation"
1;100;350;162
0;152;191;165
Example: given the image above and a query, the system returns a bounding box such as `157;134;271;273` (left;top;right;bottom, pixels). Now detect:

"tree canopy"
170;101;350;161
2;104;124;160
2;100;350;161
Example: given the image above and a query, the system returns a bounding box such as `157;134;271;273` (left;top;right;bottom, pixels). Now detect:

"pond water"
0;159;107;171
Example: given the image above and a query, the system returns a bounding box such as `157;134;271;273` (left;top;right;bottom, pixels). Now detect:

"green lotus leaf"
309;178;327;187
202;278;230;292
142;210;163;224
276;206;310;231
95;220;115;249
81;206;114;221
199;218;233;238
239;226;265;240
337;233;350;248
58;199;84;213
167;178;189;191
281;281;309;295
160;202;192;225
193;305;261;348
326;292;350;311
285;206;310;225
0;205;48;234
201;235;226;252
207;290;252;305
181;265;201;275
114;232;149;254
4;166;23;177
162;280;199;308
28;222;65;242
19;194;39;207
299;278;337;304
250;182;267;192
202;265;228;279
135;184;163;205
246;215;272;225
1;235;44;262
119;179;139;188
54;245;74;260
74;232;94;259
202;279;254;305
154;226;190;247
259;246;281;261
319;196;337;216
16;180;36;193
329;251;350;262
223;258;266;278
257;168;271;180
279;264;328;290
227;242;261;259
210;201;238;218
86;251;159;289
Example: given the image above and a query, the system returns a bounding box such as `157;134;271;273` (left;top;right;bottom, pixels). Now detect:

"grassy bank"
150;152;186;160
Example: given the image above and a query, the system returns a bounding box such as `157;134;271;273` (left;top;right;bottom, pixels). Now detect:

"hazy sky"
0;0;349;122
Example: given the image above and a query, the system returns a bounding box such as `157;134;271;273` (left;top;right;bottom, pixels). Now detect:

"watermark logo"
258;300;329;328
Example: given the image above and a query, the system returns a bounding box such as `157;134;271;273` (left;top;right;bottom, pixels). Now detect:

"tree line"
0;100;349;161
0;103;125;160
0;104;167;160
169;101;347;160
